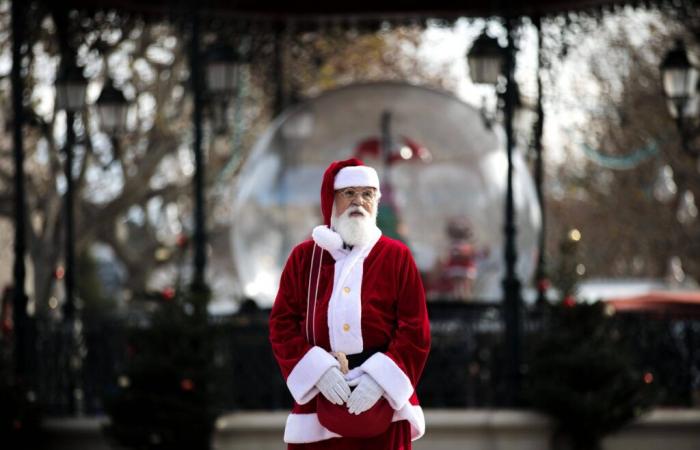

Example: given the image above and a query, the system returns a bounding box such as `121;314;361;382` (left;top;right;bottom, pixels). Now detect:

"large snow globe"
231;82;541;306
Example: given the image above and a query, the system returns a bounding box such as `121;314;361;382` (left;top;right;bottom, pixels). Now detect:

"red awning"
606;291;700;316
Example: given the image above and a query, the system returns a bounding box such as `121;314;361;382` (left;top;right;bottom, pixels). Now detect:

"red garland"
161;287;176;301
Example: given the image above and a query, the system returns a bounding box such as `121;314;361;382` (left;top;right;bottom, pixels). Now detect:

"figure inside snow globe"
427;216;489;301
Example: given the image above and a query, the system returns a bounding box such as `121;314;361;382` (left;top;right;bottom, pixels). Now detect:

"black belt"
346;346;388;369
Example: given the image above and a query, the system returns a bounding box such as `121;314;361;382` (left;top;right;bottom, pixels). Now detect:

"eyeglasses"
335;187;377;202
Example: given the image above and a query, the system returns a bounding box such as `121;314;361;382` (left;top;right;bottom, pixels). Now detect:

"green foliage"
103;288;215;450
0;324;42;449
0;381;42;450
524;302;655;450
551;231;581;300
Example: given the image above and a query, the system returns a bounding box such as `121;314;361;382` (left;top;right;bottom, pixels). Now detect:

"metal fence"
31;301;700;416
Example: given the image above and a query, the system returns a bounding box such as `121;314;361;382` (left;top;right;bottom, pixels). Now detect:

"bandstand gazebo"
7;0;697;424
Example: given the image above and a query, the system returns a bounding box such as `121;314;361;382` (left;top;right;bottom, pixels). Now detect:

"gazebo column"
189;3;207;294
502;16;523;406
533;16;548;306
11;0;30;388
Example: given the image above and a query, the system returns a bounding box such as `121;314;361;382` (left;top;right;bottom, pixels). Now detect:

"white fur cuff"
360;352;414;410
283;413;342;443
286;346;340;405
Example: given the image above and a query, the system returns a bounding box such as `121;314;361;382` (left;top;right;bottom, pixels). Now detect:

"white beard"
331;204;377;247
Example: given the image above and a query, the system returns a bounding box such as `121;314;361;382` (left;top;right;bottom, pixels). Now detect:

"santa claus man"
269;158;431;449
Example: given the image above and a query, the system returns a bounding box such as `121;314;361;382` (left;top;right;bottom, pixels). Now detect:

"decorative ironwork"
31;302;700;415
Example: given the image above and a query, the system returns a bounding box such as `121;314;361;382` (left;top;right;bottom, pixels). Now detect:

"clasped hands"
316;366;383;415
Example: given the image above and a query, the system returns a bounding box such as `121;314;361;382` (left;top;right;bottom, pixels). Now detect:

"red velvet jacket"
269;234;431;444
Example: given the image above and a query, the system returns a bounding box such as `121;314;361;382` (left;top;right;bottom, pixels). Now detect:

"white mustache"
344;206;368;217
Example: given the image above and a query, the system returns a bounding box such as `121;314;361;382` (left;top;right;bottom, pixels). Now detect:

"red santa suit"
269;159;431;449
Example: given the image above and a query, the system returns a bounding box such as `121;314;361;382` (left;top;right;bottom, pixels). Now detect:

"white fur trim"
328;250;364;355
393;404;426;441
312;225;343;253
286;346;339;405
334;166;380;190
283;413;341;443
327;227;381;355
282;406;425;443
360;352;414;410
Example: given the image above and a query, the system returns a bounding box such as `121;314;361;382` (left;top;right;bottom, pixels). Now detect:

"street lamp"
205;42;240;134
205;42;239;96
468;33;533;133
55;57;87;113
96;77;129;168
96;78;129;136
660;39;700;156
467;32;506;85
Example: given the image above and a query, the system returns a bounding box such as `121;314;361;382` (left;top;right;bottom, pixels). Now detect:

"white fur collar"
312;225;382;261
312;225;344;253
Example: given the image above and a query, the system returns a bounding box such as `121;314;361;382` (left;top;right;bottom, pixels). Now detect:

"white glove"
316;367;351;405
346;374;384;415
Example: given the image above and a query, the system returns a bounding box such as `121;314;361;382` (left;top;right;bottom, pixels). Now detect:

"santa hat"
319;158;380;226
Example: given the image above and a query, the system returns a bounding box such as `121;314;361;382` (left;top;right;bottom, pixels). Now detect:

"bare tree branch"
0;193;13;217
100;134;178;220
0;165;12;186
76;117;95;189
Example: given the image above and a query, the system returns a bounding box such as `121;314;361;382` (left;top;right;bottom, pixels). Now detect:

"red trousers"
287;421;412;450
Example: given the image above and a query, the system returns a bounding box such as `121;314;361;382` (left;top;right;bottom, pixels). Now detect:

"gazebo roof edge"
49;0;660;22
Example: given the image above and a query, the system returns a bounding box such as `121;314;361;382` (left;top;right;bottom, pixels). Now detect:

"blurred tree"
544;10;700;287
525;302;655;450
551;229;582;301
103;287;214;450
0;286;42;450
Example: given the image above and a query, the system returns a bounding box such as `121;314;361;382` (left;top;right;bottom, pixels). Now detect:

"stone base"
38;409;700;450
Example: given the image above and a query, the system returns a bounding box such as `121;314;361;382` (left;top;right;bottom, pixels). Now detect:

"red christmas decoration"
2;319;13;336
54;266;65;280
1;290;12;337
180;378;194;391
176;234;189;248
643;372;654;384
161;287;176;301
563;296;576;308
537;278;551;291
353;136;432;163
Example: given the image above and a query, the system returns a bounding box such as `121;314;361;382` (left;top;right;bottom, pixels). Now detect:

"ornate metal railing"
30;301;700;416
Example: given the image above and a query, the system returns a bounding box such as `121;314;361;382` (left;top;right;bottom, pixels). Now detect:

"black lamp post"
189;7;207;295
55;54;87;415
11;0;31;389
55;56;87;321
660;40;700;156
467;21;523;406
532;16;548;307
